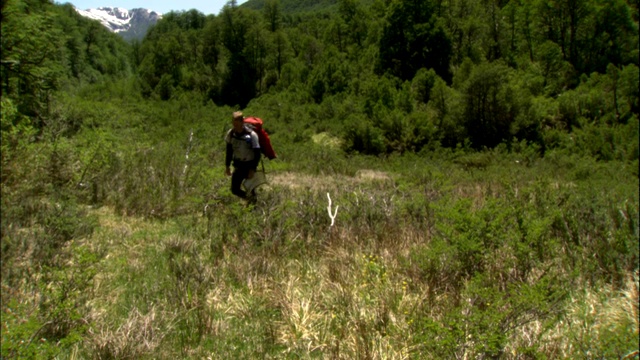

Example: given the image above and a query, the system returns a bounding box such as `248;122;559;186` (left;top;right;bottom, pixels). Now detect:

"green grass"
3;140;637;358
1;92;638;359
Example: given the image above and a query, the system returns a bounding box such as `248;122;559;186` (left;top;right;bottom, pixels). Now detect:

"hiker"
225;111;261;201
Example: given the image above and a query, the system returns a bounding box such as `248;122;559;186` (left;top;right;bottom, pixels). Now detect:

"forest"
1;0;639;358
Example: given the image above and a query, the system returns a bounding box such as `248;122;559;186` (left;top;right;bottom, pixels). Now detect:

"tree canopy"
1;0;638;152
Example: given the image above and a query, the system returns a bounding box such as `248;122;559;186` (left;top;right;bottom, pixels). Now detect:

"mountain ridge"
241;0;338;14
74;6;162;41
75;0;341;41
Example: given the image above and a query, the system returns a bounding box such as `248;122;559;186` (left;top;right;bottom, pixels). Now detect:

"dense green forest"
1;0;639;358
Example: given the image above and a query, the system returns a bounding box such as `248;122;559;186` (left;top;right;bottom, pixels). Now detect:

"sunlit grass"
2;141;638;359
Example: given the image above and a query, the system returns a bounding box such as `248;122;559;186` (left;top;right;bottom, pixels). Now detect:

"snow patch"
74;6;162;34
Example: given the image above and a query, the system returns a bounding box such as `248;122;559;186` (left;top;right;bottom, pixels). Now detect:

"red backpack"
244;116;277;160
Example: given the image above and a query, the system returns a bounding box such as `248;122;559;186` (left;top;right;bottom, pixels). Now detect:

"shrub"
343;115;386;155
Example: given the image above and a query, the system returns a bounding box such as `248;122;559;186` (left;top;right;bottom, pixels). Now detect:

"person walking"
225;111;261;202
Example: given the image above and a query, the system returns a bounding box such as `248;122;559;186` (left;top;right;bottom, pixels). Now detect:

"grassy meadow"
1;87;638;359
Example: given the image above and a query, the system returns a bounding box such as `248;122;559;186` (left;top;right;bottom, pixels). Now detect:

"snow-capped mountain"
75;7;162;41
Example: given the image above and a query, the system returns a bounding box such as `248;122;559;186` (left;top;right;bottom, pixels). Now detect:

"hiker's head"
232;111;244;132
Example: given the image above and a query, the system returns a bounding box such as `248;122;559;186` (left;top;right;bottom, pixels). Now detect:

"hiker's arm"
225;143;233;169
250;149;261;170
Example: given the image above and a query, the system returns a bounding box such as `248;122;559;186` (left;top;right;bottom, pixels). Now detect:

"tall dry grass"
2;142;638;359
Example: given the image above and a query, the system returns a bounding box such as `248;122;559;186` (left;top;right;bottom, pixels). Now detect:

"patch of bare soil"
266;170;392;191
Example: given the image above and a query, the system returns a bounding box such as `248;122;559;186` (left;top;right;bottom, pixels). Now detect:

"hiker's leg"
247;188;257;205
231;168;247;198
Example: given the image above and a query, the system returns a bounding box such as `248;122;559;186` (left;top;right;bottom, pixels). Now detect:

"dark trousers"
230;162;254;199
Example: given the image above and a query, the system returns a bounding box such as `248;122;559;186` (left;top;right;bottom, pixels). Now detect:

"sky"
62;0;247;15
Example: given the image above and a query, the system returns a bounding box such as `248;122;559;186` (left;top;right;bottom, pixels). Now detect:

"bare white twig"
181;129;194;188
183;129;194;175
327;193;339;227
